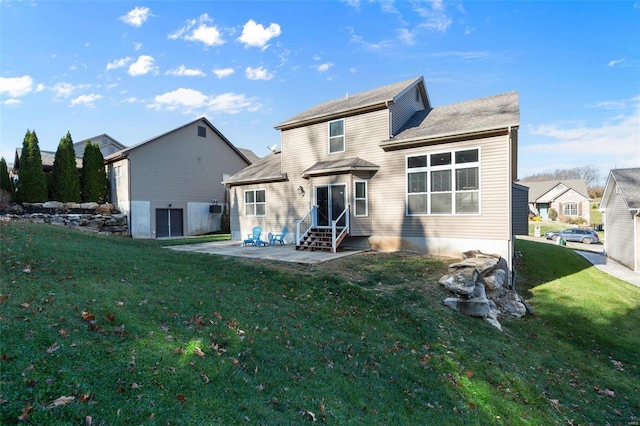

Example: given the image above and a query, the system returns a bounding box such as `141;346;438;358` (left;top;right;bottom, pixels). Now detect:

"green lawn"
1;222;638;425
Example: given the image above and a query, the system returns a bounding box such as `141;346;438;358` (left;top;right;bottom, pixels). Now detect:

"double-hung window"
113;165;122;189
328;119;345;153
406;148;480;215
244;189;266;216
563;202;578;216
354;181;368;216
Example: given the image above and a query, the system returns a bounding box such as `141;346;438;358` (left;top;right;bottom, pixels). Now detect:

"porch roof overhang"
301;157;379;179
224;173;288;187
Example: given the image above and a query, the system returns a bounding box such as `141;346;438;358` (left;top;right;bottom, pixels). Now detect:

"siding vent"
197;126;206;138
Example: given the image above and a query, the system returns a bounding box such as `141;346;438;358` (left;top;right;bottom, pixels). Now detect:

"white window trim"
563;202;578;216
328;118;345;154
405;147;481;216
244;189;266;217
353;181;368;217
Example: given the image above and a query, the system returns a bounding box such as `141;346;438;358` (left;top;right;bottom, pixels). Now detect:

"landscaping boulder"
438;267;478;296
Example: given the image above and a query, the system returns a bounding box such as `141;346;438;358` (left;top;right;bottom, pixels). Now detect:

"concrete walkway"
165;240;364;265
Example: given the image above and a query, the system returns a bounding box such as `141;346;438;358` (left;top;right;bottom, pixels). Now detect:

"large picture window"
328;119;345;153
563;202;578;216
406;148;480;215
244;189;266;216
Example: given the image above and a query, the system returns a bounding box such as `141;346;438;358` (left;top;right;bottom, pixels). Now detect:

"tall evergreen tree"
17;130;48;203
51;131;81;202
81;142;108;203
0;157;12;194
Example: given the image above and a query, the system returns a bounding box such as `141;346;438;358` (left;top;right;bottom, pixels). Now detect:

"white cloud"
122;97;140;103
148;88;260;114
169;14;225;47
397;28;416;45
165;65;206;77
134;42;143;51
120;6;151;27
0;75;34;97
106;56;132;71
70;93;102;106
238;19;281;49
607;57;625;67
522;96;640;178
431;51;491;59
35;83;45;93
51;82;90;99
414;0;452;32
213;67;235;79
2;99;22;106
315;62;333;73
128;55;157;76
245;66;274;81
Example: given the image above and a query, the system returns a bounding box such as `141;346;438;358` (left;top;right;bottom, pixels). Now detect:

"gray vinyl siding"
605;184;635;269
278;108;512;242
390;85;425;137
127;121;249;237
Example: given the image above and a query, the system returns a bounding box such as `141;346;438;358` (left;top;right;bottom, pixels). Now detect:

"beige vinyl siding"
107;159;130;214
605;184;635;269
390;86;425;136
553;190;590;223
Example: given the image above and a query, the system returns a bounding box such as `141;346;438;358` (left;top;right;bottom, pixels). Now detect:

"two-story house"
225;76;524;272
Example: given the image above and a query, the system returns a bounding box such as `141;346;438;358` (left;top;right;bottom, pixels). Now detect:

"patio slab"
165;240;365;265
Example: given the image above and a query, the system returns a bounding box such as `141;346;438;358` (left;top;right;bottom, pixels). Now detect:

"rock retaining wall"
0;203;128;237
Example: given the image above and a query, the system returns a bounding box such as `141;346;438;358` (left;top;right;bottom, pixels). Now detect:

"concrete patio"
165;240;365;265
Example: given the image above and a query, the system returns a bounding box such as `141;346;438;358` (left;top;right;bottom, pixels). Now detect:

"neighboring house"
73;134;127;158
105;117;253;238
600;168;640;272
520;179;591;222
225;76;525;274
12;148;83;175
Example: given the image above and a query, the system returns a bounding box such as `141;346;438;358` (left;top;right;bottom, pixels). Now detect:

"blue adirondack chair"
270;226;288;246
243;226;268;246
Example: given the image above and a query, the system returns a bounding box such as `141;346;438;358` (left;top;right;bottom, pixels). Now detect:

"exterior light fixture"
297;185;305;196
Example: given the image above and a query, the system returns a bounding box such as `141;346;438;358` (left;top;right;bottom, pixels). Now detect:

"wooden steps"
296;227;347;253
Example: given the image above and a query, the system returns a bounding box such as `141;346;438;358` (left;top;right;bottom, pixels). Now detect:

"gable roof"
74;134;126;151
380;91;519;150
223;151;286;186
601;167;640;210
274;77;426;130
237;148;260;164
518;179;589;203
105;117;250;165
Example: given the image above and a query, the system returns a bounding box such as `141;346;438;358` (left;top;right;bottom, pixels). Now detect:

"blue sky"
1;0;638;183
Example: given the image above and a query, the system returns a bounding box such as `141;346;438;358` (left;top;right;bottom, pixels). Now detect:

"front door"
315;185;346;227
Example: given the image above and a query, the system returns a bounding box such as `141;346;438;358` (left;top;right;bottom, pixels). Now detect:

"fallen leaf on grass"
177;394;186;403
48;395;75;408
17;404;32;421
173;347;185;355
85;415;92;425
105;312;115;323
0;295;8;303
46;342;61;354
466;370;474;379
595;386;615;397
20;303;30;309
81;311;95;321
194;347;205;357
115;301;124;307
59;329;70;338
301;409;316;422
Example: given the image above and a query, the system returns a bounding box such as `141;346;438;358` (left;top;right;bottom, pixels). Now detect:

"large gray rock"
450;257;499;277
443;295;490;318
439;267;479;296
483;269;507;290
493;290;526;318
43;201;64;209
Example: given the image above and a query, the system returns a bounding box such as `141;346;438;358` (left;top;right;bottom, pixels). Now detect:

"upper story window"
244;189;266;216
328;119;345;153
198;126;206;138
406;148;480;215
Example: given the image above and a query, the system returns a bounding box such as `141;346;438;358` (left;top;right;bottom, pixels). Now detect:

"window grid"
406;148;480;215
328;119;345;153
563;202;578;216
354;181;368;217
244;189;266;217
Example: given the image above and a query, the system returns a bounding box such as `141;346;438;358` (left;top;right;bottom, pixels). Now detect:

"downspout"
634;209;640;272
386;100;393;138
506;126;515;285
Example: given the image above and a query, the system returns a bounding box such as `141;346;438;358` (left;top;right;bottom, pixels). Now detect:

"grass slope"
1;222;638;425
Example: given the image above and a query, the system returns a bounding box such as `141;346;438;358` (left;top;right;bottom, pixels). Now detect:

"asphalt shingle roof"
518;179;589;202
223;152;286;186
611;167;640;209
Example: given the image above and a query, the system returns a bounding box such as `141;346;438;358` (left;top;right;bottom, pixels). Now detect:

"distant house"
225;76;526;274
12;149;82;175
520;180;591;222
73;134;127;158
600;168;640;272
105;117;253;238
